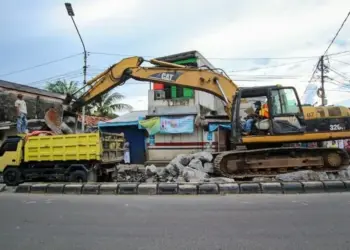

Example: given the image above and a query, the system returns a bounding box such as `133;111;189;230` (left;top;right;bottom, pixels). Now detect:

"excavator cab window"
268;87;306;135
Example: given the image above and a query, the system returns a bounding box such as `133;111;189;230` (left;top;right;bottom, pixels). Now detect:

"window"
0;141;19;156
271;88;301;116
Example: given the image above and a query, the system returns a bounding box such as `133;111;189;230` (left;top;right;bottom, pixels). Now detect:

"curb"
4;181;350;195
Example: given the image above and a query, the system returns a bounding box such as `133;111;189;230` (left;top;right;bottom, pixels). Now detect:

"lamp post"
65;2;87;132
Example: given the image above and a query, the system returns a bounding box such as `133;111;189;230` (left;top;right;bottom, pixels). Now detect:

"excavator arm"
66;56;238;118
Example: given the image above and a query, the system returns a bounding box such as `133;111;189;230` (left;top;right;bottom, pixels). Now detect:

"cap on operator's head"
254;101;261;106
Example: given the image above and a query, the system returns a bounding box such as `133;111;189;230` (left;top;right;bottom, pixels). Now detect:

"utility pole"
320;55;325;106
65;2;87;132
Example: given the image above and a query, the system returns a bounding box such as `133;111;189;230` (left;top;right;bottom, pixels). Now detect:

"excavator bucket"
44;107;64;134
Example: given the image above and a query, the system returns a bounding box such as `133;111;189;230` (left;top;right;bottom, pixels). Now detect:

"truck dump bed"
24;132;124;163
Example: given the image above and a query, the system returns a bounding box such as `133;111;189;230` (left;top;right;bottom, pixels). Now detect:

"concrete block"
82;183;100;194
239;183;261;194
322;180;346;192
198;183;219;194
260;182;283;194
63;184;83;194
137;183;157;195
46;184;65;194
218;183;240;194
0;184;6;192
15;183;32;193
342;180;350;191
30;183;49;193
118;183;138;194
301;181;325;193
178;184;198;195
281;182;304;194
99;183;118;195
158;183;178;194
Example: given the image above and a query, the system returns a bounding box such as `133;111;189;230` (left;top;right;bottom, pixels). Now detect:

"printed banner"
159;115;194;134
138;117;161;135
139;115;195;135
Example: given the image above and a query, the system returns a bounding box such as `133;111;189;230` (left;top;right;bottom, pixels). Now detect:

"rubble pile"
113;164;147;182
275;167;350;182
144;152;235;183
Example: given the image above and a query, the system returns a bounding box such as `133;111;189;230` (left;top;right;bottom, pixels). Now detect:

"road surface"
0;193;350;250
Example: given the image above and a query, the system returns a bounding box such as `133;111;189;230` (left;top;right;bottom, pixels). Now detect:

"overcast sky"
1;0;350;113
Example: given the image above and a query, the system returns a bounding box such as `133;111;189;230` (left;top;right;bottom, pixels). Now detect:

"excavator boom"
68;56;237;119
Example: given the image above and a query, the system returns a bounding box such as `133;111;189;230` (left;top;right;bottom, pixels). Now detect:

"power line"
229;58;314;73
323;11;350;55
303;11;350;100
0;53;83;77
27;69;83;86
331;58;350;67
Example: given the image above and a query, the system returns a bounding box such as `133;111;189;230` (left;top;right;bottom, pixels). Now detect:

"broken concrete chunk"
171;154;193;166
191;151;213;163
145;165;157;177
209;177;235;183
203;162;214;174
182;167;209;182
165;163;178;177
188;158;205;172
276;170;320;182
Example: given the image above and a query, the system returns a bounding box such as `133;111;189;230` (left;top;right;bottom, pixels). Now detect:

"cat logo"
160;73;174;81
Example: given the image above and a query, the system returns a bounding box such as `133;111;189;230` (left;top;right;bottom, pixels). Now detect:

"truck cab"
0;136;24;184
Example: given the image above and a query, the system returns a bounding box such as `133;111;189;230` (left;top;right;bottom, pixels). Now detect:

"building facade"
144;51;227;164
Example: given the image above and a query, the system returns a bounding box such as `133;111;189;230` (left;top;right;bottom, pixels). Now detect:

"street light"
65;2;87;132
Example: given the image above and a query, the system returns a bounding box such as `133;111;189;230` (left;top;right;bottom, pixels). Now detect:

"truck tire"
69;170;88;183
3;168;22;186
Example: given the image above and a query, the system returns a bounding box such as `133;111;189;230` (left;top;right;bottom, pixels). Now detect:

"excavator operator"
243;101;269;134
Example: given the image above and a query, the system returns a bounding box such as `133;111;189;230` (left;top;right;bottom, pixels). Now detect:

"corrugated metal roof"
0;79;65;100
147;105;198;117
105;110;148;123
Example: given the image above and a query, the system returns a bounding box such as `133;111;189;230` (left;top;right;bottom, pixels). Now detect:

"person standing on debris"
15;93;28;134
123;140;130;164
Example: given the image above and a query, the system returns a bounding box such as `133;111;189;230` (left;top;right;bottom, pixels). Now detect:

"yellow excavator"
60;56;350;178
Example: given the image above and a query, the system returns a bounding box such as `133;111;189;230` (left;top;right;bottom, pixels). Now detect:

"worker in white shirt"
15;93;28;134
123;140;130;164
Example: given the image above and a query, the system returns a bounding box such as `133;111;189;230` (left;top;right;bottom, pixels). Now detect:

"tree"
92;92;133;118
45;80;80;95
45;80;132;118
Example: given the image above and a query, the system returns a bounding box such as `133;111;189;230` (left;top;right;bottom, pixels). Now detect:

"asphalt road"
1;193;350;250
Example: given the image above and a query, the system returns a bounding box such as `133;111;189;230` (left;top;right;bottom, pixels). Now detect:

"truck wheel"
69;170;88;183
3;168;22;186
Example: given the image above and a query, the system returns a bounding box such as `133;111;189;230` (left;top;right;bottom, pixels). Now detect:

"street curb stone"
63;184;83;194
15;183;32;193
46;184;65;194
342;180;350;191
218;183;240;194
30;183;49;193
158;183;178;194
138;183;157;195
322;180;346;192
281;182;304;194
302;181;325;193
99;183;118;194
198;183;219;194
118;183;138;194
178;184;198;195
82;184;100;194
0;184;6;192
260;182;283;194
240;183;261;194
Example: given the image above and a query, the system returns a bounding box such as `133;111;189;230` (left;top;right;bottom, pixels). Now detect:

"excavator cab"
232;85;306;145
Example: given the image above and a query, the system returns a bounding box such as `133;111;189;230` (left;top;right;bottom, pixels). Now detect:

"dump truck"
0;131;124;185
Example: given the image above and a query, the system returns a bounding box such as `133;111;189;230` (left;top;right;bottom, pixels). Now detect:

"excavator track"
213;147;350;180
